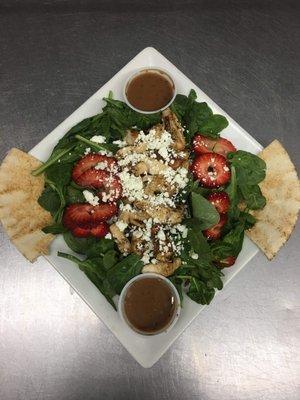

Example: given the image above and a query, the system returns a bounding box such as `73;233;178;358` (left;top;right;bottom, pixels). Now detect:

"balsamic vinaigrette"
125;70;174;112
123;277;177;334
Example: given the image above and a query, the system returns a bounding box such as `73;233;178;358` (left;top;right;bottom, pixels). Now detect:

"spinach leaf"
86;239;115;258
211;222;245;260
227;151;266;211
38;186;60;215
187;277;215;305
103;96;161;132
227;150;266;185
170;94;190;120
58;252;116;310
75;134;118;153
46;163;73;186
63;231;99;254
186;223;212;262
107;254;143;294
103;250;119;270
191;192;220;230
186;102;213;136
32;142;77;176
225;165;240;222
198;114;228;137
66;186;85;204
42;222;68;234
239;211;256;230
240;184;266;210
168;276;184;304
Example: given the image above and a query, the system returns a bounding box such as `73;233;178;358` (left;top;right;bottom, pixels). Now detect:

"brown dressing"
123;277;176;334
126;70;174;112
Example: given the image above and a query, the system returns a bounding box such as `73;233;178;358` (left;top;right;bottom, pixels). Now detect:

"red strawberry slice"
90;223;109;238
63;203;118;230
193;134;236;157
72;154;117;182
90;203;118;223
193;134;216;154
213;138;236;157
203;213;227;240
191;153;231;188
76;169;122;202
63;203;94;229
215;256;236;268
71;226;91;238
98;175;122;202
75;168;110;188
71;222;109;238
207;191;230;214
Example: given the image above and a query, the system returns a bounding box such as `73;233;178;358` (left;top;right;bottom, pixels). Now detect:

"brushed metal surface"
0;1;299;399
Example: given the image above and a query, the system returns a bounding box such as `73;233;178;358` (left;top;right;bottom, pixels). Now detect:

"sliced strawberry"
203;213;227;240
192;153;231;188
76;169;122;202
193;134;216;154
63;203;94;229
207;191;230;214
71;226;91;238
193;135;236;157
215;256;236;268
63;203;118;230
98;175;122;202
71;222;109;238
75;168;110;188
72;154;117;182
90;203;118;223
213;138;236;157
90;222;109;238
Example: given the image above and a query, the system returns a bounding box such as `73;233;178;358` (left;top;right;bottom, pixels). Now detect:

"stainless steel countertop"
0;1;299;399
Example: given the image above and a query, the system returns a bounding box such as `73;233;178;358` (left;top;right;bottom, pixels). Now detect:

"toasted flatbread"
0;148;54;262
246;140;300;259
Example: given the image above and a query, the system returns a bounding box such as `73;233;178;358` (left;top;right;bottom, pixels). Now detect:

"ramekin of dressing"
118;273;181;336
123;68;176;114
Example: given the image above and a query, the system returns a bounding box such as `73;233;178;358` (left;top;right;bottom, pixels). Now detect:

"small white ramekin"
123;67;177;114
118;272;181;336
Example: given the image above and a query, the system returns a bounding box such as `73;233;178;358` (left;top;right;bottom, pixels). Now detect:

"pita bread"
0;148;54;262
246;140;300;259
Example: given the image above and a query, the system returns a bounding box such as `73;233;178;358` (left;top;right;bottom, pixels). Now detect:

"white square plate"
29;47;261;368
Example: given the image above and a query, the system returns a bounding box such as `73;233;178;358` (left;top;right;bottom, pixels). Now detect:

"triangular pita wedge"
0;148;54;262
246;140;300;259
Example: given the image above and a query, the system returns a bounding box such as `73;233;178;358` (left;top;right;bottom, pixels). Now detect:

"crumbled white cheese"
120;203;133;212
142;254;151;264
113;140;127;148
84;147;91;155
83;190;99;206
95;161;109;170
116;220;128;232
105;233;112;239
157;229;166;241
163;166;189;189
191;252;199;260
119;171;144;201
98;149;113;156
175;224;188;238
90;135;106;143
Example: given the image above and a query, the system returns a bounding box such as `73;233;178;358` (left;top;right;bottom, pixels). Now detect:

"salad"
33;89;266;310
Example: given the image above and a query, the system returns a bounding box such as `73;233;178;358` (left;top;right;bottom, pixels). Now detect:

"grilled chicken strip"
162;108;186;151
142;258;182;277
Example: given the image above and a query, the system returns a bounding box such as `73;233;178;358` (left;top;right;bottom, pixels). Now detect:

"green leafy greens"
34;89;266;310
171;89;229;141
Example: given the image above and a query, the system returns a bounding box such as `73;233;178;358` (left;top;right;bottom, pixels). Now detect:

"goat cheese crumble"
82;190;99;206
